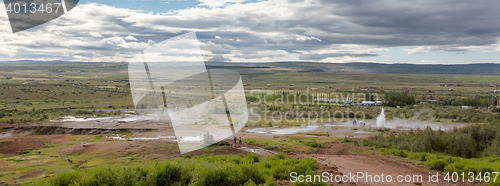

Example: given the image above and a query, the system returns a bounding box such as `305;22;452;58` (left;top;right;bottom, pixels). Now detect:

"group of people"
234;136;242;144
353;120;366;127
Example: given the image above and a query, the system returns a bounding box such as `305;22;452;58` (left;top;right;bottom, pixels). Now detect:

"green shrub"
426;159;448;171
303;141;321;148
408;152;428;161
42;162;189;186
382;148;396;155
274;153;287;160
264;145;281;150
210;140;231;146
244;179;258;186
363;122;500;158
395;149;408;157
245;153;260;163
378;148;500;185
341;137;352;143
444;162;467;174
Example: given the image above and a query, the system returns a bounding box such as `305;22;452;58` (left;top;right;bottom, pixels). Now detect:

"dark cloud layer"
1;0;500;62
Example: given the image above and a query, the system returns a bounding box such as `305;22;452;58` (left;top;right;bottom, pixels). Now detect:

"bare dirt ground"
0;135;69;156
58;139;248;159
0;119;172;131
298;141;481;186
223;138;277;156
316;141;353;155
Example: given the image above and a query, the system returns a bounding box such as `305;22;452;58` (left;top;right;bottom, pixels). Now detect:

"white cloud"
89;32;103;38
294;34;321;42
197;0;247;8
402;46;431;54
147;40;156;46
420;60;437;63
125;35;138;41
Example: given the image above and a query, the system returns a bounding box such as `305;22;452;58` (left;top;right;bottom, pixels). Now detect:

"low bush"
341;137;352;143
245;153;260;163
363;122;500;158
304;133;329;136
427;159;447;171
302;141;321;148
264;145;281;150
210;140;231;146
38;154;320;186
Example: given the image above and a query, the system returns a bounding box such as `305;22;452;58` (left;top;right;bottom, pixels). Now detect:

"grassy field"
243;136;339;153
1;62;500;124
3;62;500;185
0;134;251;185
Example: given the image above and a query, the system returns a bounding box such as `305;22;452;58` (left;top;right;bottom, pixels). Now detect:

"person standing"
239;137;242;144
234;136;237;144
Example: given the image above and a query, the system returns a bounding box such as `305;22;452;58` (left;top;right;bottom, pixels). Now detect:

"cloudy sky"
1;0;500;64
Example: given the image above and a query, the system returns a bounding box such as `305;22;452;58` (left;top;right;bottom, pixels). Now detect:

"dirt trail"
319;155;435;185
235;140;479;185
224;139;277;156
310;142;479;186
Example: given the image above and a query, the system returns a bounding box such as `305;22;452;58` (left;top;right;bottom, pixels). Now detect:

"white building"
360;101;382;106
314;97;353;103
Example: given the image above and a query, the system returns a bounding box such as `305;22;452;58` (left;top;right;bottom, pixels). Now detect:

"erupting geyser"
377;107;386;128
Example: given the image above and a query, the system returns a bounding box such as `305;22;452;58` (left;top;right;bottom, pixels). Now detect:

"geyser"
377;107;386;128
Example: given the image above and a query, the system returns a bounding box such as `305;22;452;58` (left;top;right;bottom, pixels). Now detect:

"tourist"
239;137;242;144
234;136;237;144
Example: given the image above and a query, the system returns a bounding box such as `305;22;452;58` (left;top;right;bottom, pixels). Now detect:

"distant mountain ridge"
2;61;499;75
206;62;500;75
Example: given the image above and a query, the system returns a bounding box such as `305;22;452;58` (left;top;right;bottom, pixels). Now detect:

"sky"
1;0;500;64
